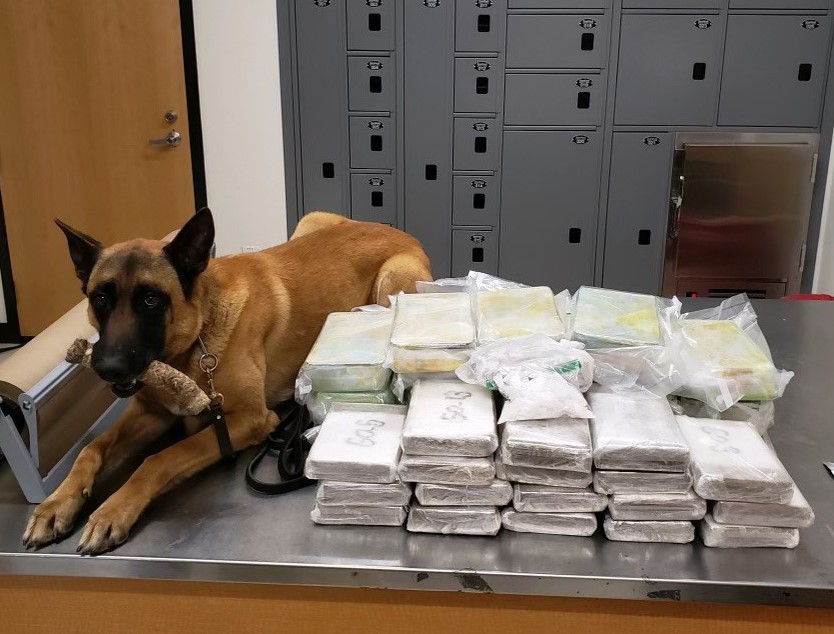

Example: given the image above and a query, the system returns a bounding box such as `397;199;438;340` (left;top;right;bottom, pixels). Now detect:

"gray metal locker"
623;0;719;6
499;130;602;291
346;0;394;51
504;73;605;126
454;117;500;171
452;229;499;277
453;175;500;226
508;0;610;6
718;15;831;128
349;115;395;169
615;14;723;126
403;0;454;276
456;0;506;53
348;56;394;112
350;173;396;224
603;133;672;295
506;14;609;69
730;0;829;7
295;0;348;215
454;57;501;114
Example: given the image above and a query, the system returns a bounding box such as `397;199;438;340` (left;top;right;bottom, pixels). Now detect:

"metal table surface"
0;300;833;608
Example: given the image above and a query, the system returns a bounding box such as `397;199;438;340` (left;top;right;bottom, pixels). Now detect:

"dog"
23;210;431;554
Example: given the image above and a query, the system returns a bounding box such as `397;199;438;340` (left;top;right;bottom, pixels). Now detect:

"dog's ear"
55;219;102;294
164;208;215;297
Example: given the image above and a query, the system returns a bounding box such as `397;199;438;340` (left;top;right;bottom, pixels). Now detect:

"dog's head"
55;209;214;397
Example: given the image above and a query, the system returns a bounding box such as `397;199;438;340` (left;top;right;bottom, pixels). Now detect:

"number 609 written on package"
346;419;386;447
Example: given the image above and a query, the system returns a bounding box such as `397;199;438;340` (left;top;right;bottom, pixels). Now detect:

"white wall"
814;134;834;293
192;0;287;256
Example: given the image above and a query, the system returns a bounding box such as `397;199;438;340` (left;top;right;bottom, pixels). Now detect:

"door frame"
0;0;207;343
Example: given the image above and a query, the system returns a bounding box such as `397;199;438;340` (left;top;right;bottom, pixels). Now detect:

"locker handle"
669;175;684;239
692;63;706;81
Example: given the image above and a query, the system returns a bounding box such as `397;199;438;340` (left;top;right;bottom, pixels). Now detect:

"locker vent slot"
371;191;383;207
425;164;437;180
569;228;581;243
472;247;485;263
370;135;383;151
322;162;335;179
368;13;381;32
474;136;487;153
638;229;651;245
476;77;489;94
473;193;486;209
477;15;491;33
798;64;813;82
581;33;594;51
692;63;706;80
577;91;590;109
369;76;382;93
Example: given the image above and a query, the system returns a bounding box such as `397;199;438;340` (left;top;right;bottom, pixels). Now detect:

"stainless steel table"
0;300;833;611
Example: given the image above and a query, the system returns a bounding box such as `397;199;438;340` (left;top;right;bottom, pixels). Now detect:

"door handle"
669;174;684;239
149;129;182;148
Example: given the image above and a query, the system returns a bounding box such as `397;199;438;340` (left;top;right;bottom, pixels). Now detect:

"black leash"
245;401;315;495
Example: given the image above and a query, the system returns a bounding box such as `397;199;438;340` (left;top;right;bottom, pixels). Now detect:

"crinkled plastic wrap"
593;470;692;495
513;484;608;513
588;388;690;472
495;459;593;488
476;286;566;343
401;380;497;457
311;503;407;526
590;344;681;398
389;347;472;374
603;516;695;544
501;509;597;536
608;491;706;521
407;504;502;536
414;480;513;506
304;403;407;483
670;396;775;436
416;277;470;293
672;294;793;411
572;286;676;349
397;454;495;485
390;293;475;349
392;372;459;402
307;389;398;425
712;485;814;528
316;481;412;507
296;312;393;398
700;513;799;548
676;416;794;503
499;418;592;472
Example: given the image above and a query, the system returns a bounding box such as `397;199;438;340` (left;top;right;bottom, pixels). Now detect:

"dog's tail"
289;211;351;241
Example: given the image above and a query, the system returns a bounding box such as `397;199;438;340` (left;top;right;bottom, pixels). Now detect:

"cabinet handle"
692;63;706;80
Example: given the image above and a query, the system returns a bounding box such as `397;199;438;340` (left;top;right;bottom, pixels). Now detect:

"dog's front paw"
77;502;138;555
23;493;86;549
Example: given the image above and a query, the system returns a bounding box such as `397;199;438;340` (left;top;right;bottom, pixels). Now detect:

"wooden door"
0;0;195;335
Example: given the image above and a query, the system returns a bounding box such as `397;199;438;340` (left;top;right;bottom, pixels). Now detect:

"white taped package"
390;293;475;349
603;516;695;544
588;389;690;472
296;312;393;396
495;459;593;488
499;417;592;472
311;503;406;526
712;485;815;528
676;417;794;503
593;470;692;495
670;396;775;436
476;286;565;343
304;403;407;483
315;481;412;507
392;371;459;402
501;509;597;536
608;491;706;521
700;513;800;548
407;504;502;536
414;480;513;506
513;484;608;513
401;380;497;457
397;454;495;485
307;389;397;425
572;286;671;349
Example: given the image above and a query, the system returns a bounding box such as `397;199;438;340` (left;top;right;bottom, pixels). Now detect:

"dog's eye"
144;294;160;309
92;293;107;308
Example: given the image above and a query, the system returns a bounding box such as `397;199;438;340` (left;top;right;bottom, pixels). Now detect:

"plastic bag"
387;347;472;374
700;513;799;549
397;454;495;485
499;418;592;472
391;372;459;402
390;293;475;349
593;470;692;495
670;396;775;436
501;509;597;536
307;389;398;425
311;503;406;526
603;516;695;544
414;480;512;506
608;491;706;521
495;459;593;488
406;504;501;536
712;485;814;529
315;481;412;507
512;484;608;513
590;344;681;398
416;277;469;293
475;286;566;344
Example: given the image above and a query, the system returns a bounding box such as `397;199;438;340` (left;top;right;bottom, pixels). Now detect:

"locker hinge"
799;243;808;274
811;153;819;184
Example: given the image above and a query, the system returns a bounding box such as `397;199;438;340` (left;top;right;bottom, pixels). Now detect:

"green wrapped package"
476;286;565;343
572;286;662;349
307;389;398;425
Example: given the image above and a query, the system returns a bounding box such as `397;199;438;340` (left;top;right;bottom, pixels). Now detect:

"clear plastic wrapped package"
307;389;397;425
304;403;407;483
397;454;495;485
513;484;608;513
390;293;475;349
392;372;459;402
590;344;681;398
311;503;406;526
670;396;775;436
593;470;692;495
603;516;695;544
389;347;472;374
476;286;565;343
501;509;597;536
676;416;794;503
700;513;800;548
316;481;412;507
495;459;593;488
401;380;497;457
608;491;706;521
296;312;393;398
712;485;815;528
588;388;690;472
416;277;470;293
499;418;592;472
407;504;502;536
414;480;513;506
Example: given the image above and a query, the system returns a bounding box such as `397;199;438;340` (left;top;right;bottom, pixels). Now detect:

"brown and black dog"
23;210;431;554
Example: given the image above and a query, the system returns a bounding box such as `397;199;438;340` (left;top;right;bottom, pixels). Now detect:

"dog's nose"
93;355;135;384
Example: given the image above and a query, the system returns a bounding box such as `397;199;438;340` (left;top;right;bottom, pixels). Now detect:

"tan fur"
24;213;431;554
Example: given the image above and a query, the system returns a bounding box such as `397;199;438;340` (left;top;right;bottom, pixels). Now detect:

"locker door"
453;229;499;276
296;0;348;215
351;173;396;224
506;14;610;69
718;15;831;127
348;56;394;112
454;57;501;114
453;175;499;226
456;0;506;52
349;115;395;169
499;131;602;291
615;14;723;126
504;73;605;126
346;0;394;51
603;133;672;295
454;117;500;171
